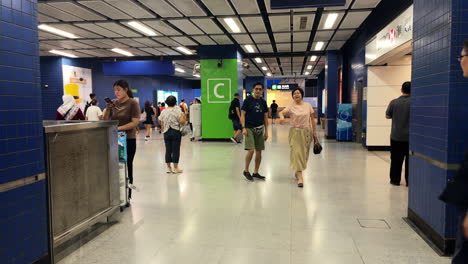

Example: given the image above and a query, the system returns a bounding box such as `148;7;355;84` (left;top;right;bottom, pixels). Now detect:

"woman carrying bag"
158;95;187;174
278;88;319;188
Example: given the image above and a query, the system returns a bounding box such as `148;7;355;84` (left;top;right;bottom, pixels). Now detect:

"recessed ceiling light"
193;74;200;78
324;13;339;29
176;47;193;55
244;45;255;53
255;58;262;63
266;72;272;76
304;71;310;75
307;65;313;70
111;48;133;56
49;50;78;58
38;24;78;38
310;56;317;61
224;18;241;33
315;42;324;51
261;66;268;71
175;67;185;73
127;21;157;36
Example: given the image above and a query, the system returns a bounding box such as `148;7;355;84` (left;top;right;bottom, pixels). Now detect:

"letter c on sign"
214;83;225;99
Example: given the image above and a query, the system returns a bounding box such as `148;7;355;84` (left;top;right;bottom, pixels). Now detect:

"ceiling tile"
210;35;233;45
241;16;267;33
293;42;307;52
74;23;122;37
132;38;164;47
191;18;223;34
257;44;273;53
353;0;381;8
269;15;290;32
157;47;180;55
171;36;198;46
39;31;64;40
192;36;216;45
231;0;260;14
293;14;315;31
104;0;155;18
139;48;165;56
49;2;106;21
139;0;182;17
251;33;270;44
38;14;59;23
340;11;372;29
232;34;252;45
39;43;59;50
274;32;290;43
276;43;291;52
115;39;147;48
38;3;84;22
78;39;113;48
202;0;235;15
293;32;309;42
293;57;305;62
78;1;132;20
170;0;206;16
125;48;152;56
333;29;355;41
153;37;182;46
97;39;130;48
82;49;118;57
314;30;334;41
327;41;346;50
97;22;142;37
168;19;204;35
144;20;182;36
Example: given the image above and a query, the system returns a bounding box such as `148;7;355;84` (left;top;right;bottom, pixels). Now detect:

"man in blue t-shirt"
241;82;268;181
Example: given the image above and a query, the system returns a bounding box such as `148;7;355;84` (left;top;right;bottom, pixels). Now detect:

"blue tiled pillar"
325;51;338;139
317;71;325;123
408;0;468;254
0;0;49;263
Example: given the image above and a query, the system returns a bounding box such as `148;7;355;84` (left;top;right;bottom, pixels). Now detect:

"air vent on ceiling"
299;17;308;30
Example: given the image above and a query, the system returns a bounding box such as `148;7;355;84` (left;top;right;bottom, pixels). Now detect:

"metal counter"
43;120;120;251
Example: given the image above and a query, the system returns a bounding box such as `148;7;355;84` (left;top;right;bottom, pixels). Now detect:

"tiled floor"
57;124;451;264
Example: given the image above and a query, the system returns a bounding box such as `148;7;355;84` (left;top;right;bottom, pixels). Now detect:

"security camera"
217;59;223;68
242;62;249;69
193;64;200;75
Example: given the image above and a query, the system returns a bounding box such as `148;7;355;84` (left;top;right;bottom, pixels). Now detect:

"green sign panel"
201;59;240;139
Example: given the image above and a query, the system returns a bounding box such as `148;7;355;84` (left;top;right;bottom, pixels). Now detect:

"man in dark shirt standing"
229;93;242;143
84;93;96;115
241;83;268;181
386;81;411;186
270;100;278;124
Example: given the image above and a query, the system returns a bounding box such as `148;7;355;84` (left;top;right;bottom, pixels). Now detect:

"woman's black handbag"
313;142;322;155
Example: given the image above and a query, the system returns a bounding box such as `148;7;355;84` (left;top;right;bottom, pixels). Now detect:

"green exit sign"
272;85;278;90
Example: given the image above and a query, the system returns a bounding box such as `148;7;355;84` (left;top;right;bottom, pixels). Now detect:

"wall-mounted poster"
62;65;93;110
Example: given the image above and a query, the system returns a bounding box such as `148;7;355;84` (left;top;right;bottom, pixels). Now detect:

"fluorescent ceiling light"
255;58;262;63
324;13;339;29
310;55;317;61
304;71;310;75
175;67;185;73
111;48;133;56
261;66;268;71
127;21;157;36
315;42;324;51
224;18;241;33
244;45;255;53
266;72;272;76
49;50;78;58
176;46;193;55
38;24;77;38
307;65;313;70
193;74;200;78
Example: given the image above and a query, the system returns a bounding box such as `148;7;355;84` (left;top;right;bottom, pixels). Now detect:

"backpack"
228;102;236;120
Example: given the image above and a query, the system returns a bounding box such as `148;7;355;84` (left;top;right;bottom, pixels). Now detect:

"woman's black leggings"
164;128;182;163
126;138;136;199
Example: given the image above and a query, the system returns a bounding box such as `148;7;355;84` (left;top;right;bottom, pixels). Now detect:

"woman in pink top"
278;88;318;188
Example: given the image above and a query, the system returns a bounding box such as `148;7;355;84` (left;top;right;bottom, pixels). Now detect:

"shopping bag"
118;131;127;162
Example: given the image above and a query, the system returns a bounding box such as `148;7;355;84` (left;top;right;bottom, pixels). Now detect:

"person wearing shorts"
241;82;269;181
229;93;242;143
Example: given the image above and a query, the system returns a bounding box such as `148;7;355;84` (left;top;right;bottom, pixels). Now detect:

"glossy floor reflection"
57;124;450;264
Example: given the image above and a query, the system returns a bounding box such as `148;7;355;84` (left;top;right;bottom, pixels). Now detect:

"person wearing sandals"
278;88;318;188
159;95;186;174
241;82;269;181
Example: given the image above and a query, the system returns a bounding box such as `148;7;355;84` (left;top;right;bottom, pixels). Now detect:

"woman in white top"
159;95;187;174
85;99;103;121
279;88;318;188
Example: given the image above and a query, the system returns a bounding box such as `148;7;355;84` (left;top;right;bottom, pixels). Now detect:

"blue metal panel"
199;45;238;60
102;60;175;76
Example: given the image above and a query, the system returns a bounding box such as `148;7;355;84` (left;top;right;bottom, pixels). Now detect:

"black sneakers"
243;171;254;181
252;173;266;180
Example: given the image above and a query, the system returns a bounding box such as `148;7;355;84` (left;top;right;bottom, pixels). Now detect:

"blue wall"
325;51;338;138
40;58;199;119
409;0;468;243
0;0;49;263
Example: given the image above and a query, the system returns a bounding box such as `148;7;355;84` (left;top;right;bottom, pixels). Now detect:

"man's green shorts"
244;128;265;151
